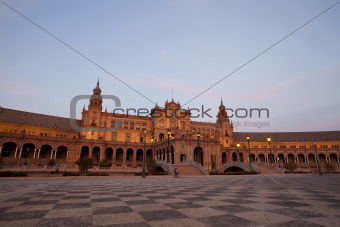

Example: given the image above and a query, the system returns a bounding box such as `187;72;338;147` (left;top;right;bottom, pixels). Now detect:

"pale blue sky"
0;0;339;132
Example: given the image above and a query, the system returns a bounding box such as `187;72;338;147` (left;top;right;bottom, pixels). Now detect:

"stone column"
66;151;69;159
112;150;116;167
14;148;18;158
33;149;36;158
37;149;41;159
0;147;2;154
18;148;22;159
50;150;54;159
54;150;57;159
133;150;137;167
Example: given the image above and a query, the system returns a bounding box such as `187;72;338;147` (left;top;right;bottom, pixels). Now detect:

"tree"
283;161;298;173
324;162;335;173
75;158;93;176
146;159;157;175
48;159;55;166
99;159;111;167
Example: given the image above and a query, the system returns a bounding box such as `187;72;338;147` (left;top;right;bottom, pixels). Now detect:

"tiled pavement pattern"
0;175;339;227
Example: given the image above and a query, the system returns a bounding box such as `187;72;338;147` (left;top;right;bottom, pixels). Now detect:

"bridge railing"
221;161;260;173
256;162;282;173
200;164;207;175
168;164;174;175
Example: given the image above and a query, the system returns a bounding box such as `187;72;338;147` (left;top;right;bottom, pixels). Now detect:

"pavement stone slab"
0;175;339;226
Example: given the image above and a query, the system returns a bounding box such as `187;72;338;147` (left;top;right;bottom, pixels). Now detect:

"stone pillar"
112;150;116;167
18;148;22;158
0;147;2;154
37;149;41;159
14;148;18;158
54;150;57;159
50;150;54;159
66;151;69;159
123;150;126;167
133;150;136;167
33;149;36;158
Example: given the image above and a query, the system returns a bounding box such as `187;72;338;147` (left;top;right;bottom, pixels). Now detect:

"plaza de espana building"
1;81;340;173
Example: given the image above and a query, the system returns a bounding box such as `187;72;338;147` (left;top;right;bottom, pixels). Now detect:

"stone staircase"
260;166;281;174
171;164;205;176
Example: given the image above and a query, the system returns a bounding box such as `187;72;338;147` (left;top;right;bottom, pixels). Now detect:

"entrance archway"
80;146;89;158
194;146;203;164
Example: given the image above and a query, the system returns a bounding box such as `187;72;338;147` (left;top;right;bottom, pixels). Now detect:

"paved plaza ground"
0;174;339;227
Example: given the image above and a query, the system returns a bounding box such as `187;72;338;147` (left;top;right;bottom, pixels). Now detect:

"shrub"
48;159;55;166
99;159;111;167
63;172;80;176
75;158;93;176
86;172;109;176
135;172;149;176
324;162;335;173
146;159;157;175
0;171;27;177
283;161;298;173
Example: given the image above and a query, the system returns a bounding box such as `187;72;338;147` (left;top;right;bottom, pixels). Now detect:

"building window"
126;135;131;142
124;122;128;129
192;128;196;134
130;122;134;129
211;129;214;135
160;122;164;128
91;130;94;135
202;129;205;134
140;137;144;143
84;116;88;122
32;132;35;135
182;123;185;130
82;136;85;139
111;121;116;128
112;135;116;141
142;123;146;130
136;123;140;129
207;129;210;135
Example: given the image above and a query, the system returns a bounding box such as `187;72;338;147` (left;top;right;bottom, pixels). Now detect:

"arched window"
28;131;31;135
160;121;164;128
56;134;59;137
207;129;210;135
197;128;200;133
192;128;196;134
130;122;134;129
211;129;214;135
9;129;13;133
202;129;205;134
124;122;128;129
142;123;146;130
136;123;140;129
111;121;115;128
182;123;185;130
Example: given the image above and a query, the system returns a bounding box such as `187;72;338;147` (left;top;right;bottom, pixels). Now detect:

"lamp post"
247;135;251;170
197;132;201;164
267;137;273;165
314;142;322;175
167;129;171;162
151;137;154;160
237;143;240;162
142;129;147;178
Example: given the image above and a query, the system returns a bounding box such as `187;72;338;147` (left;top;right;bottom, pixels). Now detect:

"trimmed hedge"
86;172;109;176
0;171;27;177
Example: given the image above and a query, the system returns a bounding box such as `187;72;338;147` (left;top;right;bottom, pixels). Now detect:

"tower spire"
97;77;99;86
